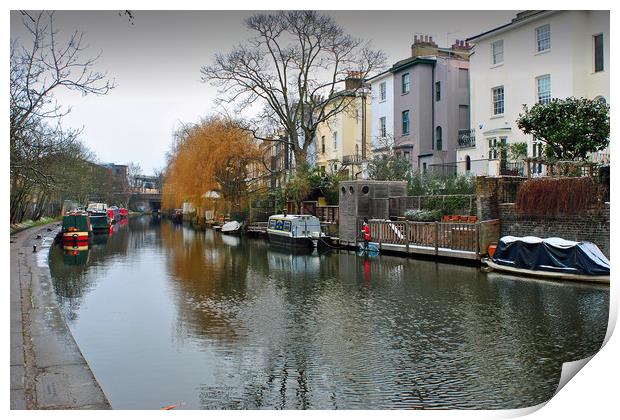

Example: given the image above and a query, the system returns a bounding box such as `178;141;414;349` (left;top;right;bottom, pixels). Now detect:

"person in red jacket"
361;217;371;249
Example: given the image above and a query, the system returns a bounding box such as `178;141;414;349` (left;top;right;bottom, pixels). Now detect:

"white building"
459;10;610;176
367;71;394;155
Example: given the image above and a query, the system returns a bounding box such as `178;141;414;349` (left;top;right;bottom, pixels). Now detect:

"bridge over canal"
127;192;161;212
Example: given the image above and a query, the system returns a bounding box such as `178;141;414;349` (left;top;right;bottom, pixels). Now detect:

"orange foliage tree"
162;117;264;216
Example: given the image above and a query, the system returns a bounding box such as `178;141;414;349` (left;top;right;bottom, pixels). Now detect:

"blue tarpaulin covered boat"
484;236;609;284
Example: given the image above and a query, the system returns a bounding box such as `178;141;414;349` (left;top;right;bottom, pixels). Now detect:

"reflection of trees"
161;222;251;345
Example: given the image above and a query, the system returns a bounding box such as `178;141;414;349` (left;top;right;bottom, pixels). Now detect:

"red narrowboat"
62;211;92;247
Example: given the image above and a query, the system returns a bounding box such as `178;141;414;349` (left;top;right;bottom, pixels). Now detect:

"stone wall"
498;203;610;258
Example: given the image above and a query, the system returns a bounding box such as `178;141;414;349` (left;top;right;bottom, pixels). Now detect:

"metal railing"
500;161;525;176
457;129;476;149
342;154;364;165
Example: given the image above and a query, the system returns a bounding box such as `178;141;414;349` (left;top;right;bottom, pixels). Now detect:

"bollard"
33;244;37;252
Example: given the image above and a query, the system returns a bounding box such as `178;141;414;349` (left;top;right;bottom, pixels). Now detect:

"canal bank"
10;223;111;409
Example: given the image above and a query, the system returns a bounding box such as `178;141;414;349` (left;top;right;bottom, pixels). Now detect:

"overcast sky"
10;10;517;174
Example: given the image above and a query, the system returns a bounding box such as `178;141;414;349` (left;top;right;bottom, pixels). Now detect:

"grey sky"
10;10;516;174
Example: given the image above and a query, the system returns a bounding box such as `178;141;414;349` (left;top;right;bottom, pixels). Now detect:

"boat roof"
269;214;319;221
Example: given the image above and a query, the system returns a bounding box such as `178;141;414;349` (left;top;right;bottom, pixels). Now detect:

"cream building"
458;10;610;176
314;81;372;179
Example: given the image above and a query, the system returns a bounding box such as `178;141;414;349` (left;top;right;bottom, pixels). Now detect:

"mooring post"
434;222;439;256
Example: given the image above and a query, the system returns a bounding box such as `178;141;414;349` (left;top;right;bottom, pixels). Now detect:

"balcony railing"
342;154;364;165
458;129;476;149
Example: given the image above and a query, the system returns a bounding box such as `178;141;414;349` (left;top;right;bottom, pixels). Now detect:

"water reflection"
48;216;609;410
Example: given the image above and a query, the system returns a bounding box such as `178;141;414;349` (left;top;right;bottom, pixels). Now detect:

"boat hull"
268;232;314;249
483;258;609;284
62;231;91;246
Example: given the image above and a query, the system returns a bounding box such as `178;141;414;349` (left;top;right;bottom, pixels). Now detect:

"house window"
379;82;386;101
436;126;442;150
402;73;410;94
465;155;471;172
333;132;338;149
532;142;543;174
402;110;410;135
492;86;504;115
491;40;504;65
355;144;359;156
594;34;604;72
488;138;498;159
435;81;441;101
536;75;551;104
320;165;326;174
379;116;386;137
404;151;410;161
422;162;427;173
458;68;469;88
321;135;325;154
536;24;551;52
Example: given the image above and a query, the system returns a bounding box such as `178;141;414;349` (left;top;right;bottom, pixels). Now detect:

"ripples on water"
48;216;609;410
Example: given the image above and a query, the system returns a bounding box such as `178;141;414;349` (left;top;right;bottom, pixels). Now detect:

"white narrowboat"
267;214;322;248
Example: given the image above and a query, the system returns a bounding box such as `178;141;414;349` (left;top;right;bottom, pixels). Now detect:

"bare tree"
201;11;385;166
127;162;142;192
10;11;115;222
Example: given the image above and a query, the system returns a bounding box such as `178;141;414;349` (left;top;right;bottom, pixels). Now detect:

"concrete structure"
367;71;394;156
338;180;407;244
389;36;471;173
461;10;610;176
314;75;372;179
10;224;111;409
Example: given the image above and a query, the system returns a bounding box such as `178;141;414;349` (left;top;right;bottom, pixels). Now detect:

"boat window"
349;186;354;194
362;185;369;194
341;186;346;195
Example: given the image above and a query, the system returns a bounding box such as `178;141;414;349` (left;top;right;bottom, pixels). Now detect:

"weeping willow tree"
162;117;263;216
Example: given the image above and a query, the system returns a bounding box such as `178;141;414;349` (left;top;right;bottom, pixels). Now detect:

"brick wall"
498;203;610;258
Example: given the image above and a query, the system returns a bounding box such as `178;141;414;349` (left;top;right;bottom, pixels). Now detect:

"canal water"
48;216;609;410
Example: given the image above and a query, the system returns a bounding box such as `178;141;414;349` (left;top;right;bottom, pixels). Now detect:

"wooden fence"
359;218;500;259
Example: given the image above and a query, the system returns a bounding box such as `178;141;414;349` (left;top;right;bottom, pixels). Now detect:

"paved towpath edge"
10;223;111;410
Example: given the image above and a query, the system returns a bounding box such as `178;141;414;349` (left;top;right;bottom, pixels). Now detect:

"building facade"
460;10;610;176
367;71;394;156
370;36;471;173
314;77;372;179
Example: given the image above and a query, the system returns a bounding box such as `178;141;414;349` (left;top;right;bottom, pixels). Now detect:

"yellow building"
314;79;372;179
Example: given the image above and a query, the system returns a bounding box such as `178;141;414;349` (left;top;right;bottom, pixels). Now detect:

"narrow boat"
221;220;242;234
267;214;322;249
86;202;111;232
61;211;92;247
482;236;609;284
108;206;121;223
171;209;183;224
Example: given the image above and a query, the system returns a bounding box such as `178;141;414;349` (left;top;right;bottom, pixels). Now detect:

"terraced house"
369;35;471;173
313;73;372;179
460;10;610;176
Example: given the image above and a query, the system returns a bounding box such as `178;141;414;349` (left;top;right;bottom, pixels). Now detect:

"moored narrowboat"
482;236;610;284
107;206;120;223
87;202;111;232
61;211;92;247
267;214;322;249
